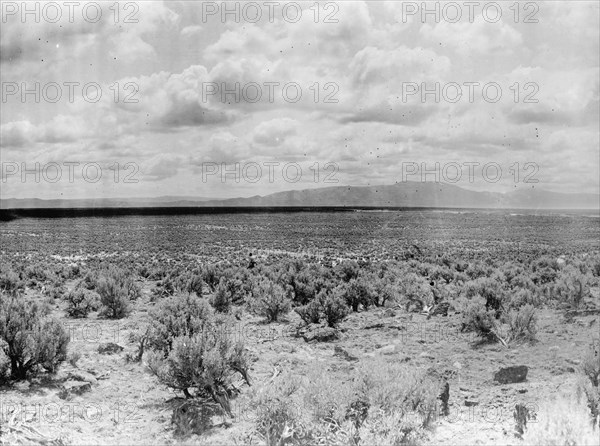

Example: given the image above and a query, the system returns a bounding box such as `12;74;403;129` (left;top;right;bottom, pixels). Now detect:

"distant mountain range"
1;183;599;210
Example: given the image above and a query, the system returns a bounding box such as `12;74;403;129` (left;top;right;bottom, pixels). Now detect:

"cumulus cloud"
252;118;298;147
1;1;598;197
420;17;522;57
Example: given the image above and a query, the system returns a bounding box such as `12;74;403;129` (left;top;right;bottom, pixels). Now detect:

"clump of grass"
250;358;441;446
506;304;537;344
250;371;307;446
522;395;598;445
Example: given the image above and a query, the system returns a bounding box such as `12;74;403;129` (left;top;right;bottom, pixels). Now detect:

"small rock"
453;361;463;369
333;346;359;362
388;325;406;331
364;323;385;330
67;371;97;385
494;366;528;384
303;327;338;343
376;345;397;355
98;343;124;355
58;380;91;399
464;400;479;407
419;352;435;360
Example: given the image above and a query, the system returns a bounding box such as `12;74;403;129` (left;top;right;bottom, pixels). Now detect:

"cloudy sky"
1;1;598;200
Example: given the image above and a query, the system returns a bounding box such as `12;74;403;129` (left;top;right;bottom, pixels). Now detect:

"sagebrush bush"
0;266;23;296
0;295;69;379
211;277;232;313
551;266;589;308
429;265;455;285
459;295;499;343
531;256;560;285
465;261;491;280
290;272;318;306
334;261;361;282
295;299;322;325
202;265;221;291
179;271;203;296
147;332;249;414
342;279;372;312
145;295;250;415
320;287;350;328
152;276;177;300
399;273;431;313
96;265;139;318
462;277;505;317
44;284;67;300
507;288;540;310
369;278;399;307
146;293;214;355
64;289;99;318
249;277;292;322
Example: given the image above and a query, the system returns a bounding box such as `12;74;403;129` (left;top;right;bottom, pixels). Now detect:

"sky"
0;1;598;200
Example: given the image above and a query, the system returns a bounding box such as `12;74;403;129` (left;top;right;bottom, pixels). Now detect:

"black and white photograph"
0;1;599;444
